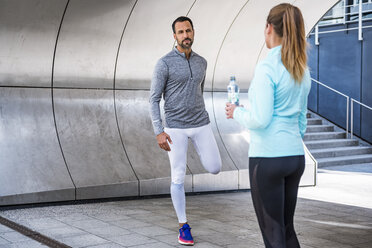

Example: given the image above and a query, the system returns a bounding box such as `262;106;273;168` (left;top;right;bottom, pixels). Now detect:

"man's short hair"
172;16;194;34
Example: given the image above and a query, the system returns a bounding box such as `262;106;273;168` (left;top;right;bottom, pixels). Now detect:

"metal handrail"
314;18;372;29
350;99;372;139
308;25;372;36
312;0;372;43
317;1;372;21
311;79;372;140
311;78;350;138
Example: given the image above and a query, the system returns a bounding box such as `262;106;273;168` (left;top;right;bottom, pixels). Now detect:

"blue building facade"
307;1;372;144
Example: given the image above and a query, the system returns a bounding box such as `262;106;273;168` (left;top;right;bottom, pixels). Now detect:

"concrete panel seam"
113;0;140;196
210;0;251;172
51;0;77;198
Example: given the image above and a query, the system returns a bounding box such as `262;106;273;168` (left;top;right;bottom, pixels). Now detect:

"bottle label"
228;92;239;105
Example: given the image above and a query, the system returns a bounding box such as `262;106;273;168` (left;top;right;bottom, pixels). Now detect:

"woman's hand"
225;102;237;119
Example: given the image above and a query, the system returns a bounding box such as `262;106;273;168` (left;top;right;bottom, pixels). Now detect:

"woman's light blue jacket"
233;45;311;157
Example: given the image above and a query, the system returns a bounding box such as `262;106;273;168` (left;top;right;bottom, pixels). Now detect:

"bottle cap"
230;76;236;81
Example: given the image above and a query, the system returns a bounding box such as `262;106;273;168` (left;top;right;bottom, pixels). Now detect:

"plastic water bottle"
227;76;239;106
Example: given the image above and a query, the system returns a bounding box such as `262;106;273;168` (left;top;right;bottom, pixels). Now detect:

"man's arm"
149;59;173;151
201;75;206;94
149;59;167;136
201;60;207;94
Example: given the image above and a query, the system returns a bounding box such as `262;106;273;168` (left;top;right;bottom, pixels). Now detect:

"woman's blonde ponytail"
267;4;307;83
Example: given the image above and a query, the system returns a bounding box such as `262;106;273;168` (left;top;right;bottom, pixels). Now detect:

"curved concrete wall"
0;0;338;205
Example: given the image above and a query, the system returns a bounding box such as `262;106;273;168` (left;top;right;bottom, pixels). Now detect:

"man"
149;16;222;246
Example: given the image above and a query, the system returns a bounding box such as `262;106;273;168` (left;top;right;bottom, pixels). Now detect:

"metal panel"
115;90;170;179
0;0;67;87
0;88;74;205
193;171;239;192
187;0;247;91
53;89;138;199
204;93;237;171
54;0;136;89
212;0;279;91
213;92;249;170
239;169;250;189
115;90;192;195
115;0;195;90
140;176;192;196
185;93;237;176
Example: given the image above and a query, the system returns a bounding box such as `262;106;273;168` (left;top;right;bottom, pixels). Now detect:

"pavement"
0;164;371;248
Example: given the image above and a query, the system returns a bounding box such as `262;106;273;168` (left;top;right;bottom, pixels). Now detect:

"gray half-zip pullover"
149;48;210;135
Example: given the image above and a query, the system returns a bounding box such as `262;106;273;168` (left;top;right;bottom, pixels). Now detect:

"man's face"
173;21;194;50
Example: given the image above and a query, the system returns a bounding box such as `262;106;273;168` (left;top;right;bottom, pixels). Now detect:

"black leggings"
249;156;305;248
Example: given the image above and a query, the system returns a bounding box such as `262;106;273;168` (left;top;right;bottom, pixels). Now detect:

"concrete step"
307;118;323;125
303;131;346;141
317;154;372;167
310;146;372;159
306;125;334;133
304;139;359;149
320;162;372;173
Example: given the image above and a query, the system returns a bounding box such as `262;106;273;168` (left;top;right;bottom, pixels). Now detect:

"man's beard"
178;38;193;49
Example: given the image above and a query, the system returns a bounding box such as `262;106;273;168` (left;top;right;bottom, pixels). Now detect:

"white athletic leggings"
165;123;222;223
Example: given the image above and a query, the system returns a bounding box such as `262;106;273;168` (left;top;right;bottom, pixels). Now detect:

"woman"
225;3;311;248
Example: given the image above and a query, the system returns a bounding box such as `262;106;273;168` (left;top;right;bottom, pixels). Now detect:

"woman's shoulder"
256;59;276;73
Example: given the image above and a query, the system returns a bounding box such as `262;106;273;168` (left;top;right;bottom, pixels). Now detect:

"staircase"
304;112;372;168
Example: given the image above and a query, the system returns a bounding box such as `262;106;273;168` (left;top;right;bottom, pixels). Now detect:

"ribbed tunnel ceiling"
0;0;339;205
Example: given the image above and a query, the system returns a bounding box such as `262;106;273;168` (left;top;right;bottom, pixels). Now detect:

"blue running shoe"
178;223;194;246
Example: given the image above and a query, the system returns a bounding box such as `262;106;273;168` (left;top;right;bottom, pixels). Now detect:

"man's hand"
225;102;237;119
156;132;173;151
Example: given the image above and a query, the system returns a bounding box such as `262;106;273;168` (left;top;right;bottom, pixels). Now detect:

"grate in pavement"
0;215;71;248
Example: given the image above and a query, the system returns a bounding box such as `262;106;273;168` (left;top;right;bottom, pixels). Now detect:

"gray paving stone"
85;225;131;238
193;242;224;248
18;217;69;231
197;233;248;246
107;233;153;247
322;233;372;245
60;234;110;248
296;224;336;238
0;226;12;234
225;239;263;248
355;242;372;248
85;243;125;248
152;233;180;246
300;236;355;248
87;212;131;222
129;213;170;223
0;239;48;248
69;219;111;230
54;213;94;223
140;217;176;230
110;218;152;229
38;226;87;239
0;232;31;243
130;241;175;248
0;237;9;245
131;225;175;237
